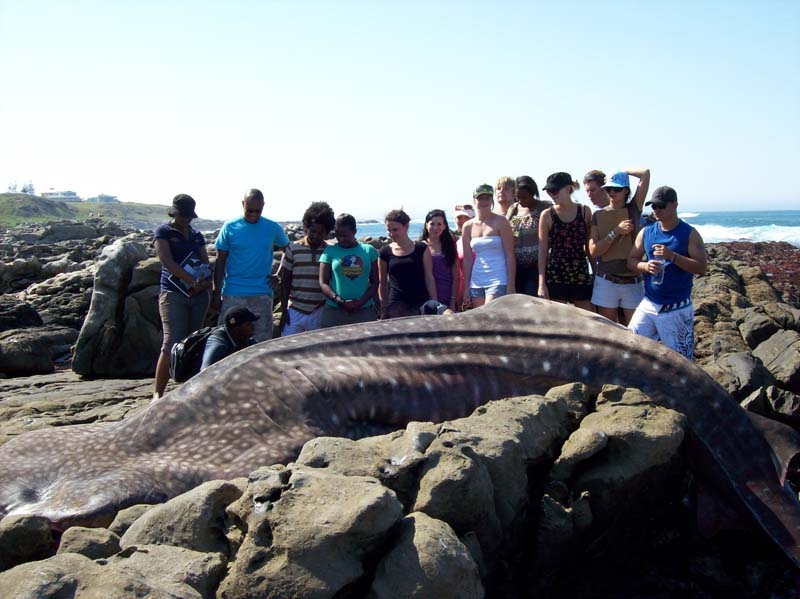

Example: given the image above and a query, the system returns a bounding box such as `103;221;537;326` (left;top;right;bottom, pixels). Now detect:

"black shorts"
547;281;593;302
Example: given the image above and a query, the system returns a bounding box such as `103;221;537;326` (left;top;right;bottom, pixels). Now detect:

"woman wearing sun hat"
462;183;516;308
537;172;593;310
588;168;650;324
152;194;212;400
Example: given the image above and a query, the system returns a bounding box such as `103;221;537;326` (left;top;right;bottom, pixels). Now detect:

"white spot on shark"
543;361;551;372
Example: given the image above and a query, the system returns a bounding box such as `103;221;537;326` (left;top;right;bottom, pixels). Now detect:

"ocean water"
356;210;800;247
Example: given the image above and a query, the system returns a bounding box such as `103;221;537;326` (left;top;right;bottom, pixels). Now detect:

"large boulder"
0;326;78;376
72;237;148;377
0;256;43;292
121;481;243;556
370;512;484;598
36;222;99;243
57;526;121;559
702;351;775;401
0;514;54;571
0;545;225;599
0;296;42;332
220;465;403;599
753;330;800;394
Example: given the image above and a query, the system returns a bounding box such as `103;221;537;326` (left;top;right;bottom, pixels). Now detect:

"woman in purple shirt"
420;209;460;312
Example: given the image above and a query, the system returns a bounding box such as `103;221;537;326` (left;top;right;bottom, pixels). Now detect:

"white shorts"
627;297;695;360
281;305;324;337
591;275;644;310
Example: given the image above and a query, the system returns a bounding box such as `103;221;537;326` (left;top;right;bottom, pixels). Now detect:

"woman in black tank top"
378;209;437;319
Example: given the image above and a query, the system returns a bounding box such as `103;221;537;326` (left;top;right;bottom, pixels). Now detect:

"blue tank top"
643;220;694;304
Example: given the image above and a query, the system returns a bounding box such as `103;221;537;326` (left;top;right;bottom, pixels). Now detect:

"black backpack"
169;326;217;383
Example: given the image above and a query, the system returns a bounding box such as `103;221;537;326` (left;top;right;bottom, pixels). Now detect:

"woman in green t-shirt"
319;214;380;328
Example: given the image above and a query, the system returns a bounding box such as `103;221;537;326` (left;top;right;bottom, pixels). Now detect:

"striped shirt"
282;239;327;314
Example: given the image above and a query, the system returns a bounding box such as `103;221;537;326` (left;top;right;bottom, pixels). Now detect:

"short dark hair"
244;188;264;203
385;209;410;226
583;170;606;185
335;213;357;231
302;202;336;233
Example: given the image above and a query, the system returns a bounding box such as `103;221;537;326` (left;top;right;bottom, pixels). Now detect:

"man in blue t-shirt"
212;189;289;342
626;186;707;359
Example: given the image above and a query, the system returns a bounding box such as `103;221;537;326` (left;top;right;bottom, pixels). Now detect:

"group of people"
152;171;707;398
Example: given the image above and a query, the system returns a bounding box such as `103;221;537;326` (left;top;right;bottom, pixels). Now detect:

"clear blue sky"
1;0;798;221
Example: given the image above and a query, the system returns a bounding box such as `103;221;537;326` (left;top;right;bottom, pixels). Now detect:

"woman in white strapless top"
462;183;516;309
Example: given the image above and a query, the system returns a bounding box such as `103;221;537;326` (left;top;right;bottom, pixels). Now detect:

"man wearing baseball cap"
626;186;707;359
454;202;476;309
200;306;259;370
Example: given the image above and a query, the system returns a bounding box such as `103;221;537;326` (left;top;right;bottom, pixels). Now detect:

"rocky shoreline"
0;219;799;597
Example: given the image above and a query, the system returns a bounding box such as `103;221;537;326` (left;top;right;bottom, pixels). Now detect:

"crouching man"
201;306;259;370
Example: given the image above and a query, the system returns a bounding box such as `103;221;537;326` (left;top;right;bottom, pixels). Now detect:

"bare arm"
211;249;228;311
627;167;651;213
655;229;707;276
422;246;438;301
537;210;551;298
627;229;657;274
461;223;474;306
589;217;634;259
378;257;389;317
498;218;516;294
278;253;293;330
319;261;336;301
583;206;594;275
449;258;460;311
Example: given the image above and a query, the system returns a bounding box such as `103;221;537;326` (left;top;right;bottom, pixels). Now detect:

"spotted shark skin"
0;295;798;566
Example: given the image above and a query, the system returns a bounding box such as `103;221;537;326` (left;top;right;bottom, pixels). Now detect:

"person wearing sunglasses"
537;172;594;311
212;189;289;343
462;184;516;309
626;186;707;360
588;168;651;324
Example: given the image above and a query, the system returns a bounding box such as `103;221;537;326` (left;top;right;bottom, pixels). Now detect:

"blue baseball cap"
601;171;630;189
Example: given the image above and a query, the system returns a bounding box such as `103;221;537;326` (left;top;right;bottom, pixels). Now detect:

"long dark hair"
420;209;457;267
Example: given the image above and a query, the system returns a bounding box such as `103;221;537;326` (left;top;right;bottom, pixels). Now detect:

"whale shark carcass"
0;295;797;567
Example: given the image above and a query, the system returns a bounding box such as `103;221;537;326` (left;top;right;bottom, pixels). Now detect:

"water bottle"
652;259;665;285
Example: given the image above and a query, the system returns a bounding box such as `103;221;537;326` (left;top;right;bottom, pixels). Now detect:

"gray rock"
37;222;99;243
130;257;162;292
108;503;157;536
753;330;800;394
0;545;225;599
72;238;148;377
0;297;42;332
0;514;54;571
703;351;775;401
370;512;484;599
57;526;121;559
737;309;780;349
220;465;403;599
742;385;800;430
121;480;243;556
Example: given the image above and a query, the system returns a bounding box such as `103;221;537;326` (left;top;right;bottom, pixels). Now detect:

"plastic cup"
652;259;665;285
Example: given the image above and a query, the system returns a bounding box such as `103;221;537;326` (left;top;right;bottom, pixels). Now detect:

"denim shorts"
470;284;507;299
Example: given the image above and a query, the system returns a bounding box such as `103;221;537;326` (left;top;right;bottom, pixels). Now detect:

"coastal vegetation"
0;193;223;230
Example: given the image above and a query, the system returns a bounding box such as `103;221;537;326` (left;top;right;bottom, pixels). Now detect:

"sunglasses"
650;202;668;210
606;187;624;194
454;204;473;210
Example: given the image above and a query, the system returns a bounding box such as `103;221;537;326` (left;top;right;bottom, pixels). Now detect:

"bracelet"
607;230;617;241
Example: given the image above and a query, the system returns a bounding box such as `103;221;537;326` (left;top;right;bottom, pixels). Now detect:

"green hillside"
0;194;223;230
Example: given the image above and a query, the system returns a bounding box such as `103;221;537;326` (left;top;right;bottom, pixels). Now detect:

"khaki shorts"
159;290;211;352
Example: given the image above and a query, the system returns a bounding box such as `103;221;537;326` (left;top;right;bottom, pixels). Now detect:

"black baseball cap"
168;194;198;219
224;306;260;327
542;172;573;192
645;186;678;206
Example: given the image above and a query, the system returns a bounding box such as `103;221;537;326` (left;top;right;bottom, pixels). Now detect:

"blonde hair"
496;176;516;190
